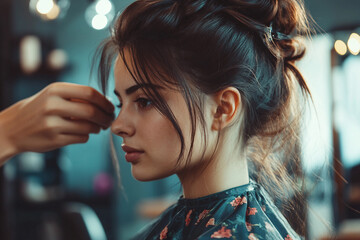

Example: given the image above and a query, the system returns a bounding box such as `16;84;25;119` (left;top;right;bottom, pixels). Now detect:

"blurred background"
0;0;359;239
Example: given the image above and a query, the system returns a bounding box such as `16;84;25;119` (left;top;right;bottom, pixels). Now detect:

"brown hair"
94;0;312;235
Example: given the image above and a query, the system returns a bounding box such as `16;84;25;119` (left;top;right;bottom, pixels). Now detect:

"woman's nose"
111;109;135;137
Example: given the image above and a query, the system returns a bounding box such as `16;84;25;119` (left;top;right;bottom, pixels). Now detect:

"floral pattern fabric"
132;180;302;240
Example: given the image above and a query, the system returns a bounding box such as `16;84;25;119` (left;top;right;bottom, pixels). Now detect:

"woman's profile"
96;0;311;239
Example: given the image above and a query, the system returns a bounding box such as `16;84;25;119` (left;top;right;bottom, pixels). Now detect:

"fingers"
60;119;101;135
54;119;110;147
40;119;101;149
57;134;90;146
46;97;114;128
47;83;114;114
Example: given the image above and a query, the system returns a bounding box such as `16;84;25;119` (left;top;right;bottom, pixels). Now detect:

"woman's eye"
135;98;152;109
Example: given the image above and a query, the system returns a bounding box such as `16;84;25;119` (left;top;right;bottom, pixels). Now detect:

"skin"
112;52;249;199
0;82;114;165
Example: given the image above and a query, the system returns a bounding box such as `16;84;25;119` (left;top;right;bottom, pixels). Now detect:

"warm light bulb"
36;0;54;14
92;14;108;30
95;0;112;15
348;33;360;55
46;3;60;20
334;40;347;56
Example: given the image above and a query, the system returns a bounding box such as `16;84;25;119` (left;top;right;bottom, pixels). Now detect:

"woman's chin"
133;175;154;182
131;167;172;182
131;168;156;182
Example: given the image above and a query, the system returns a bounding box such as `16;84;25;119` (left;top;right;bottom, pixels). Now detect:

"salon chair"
61;202;108;240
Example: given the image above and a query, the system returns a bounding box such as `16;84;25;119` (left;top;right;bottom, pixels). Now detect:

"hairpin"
265;22;291;42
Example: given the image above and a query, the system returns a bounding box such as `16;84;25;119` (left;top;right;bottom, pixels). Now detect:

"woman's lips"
121;144;144;163
124;152;143;163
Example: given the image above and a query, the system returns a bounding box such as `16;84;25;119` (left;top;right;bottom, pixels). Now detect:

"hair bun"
227;0;279;25
223;0;308;35
273;0;309;36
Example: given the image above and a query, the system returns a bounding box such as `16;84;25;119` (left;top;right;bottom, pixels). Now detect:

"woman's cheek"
143;113;181;155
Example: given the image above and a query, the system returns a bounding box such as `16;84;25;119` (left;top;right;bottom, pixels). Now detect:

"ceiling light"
36;0;54;15
30;0;70;21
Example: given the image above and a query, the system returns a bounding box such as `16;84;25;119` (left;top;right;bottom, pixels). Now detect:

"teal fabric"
132;180;301;240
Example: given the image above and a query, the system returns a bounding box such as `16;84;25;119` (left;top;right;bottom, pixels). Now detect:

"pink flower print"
196;210;210;225
285;235;293;240
210;226;232;238
206;218;215;227
230;196;247;208
160;226;168;240
245;221;252;231
248;233;259;240
185;210;193;226
247;207;258;216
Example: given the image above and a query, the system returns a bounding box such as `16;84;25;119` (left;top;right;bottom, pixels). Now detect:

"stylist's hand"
0;82;114;165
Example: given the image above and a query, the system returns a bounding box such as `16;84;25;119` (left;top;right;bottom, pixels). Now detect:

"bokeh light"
85;0;115;30
45;3;60;20
95;0;113;15
348;33;360;55
36;0;54;15
334;40;347;56
91;14;108;30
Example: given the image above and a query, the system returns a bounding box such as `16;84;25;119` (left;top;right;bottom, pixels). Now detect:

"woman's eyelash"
115;98;152;109
135;97;152;108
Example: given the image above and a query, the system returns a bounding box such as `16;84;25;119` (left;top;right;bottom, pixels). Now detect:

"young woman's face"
111;53;212;181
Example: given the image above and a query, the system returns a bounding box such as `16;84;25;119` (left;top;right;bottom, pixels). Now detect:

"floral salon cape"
132;181;301;240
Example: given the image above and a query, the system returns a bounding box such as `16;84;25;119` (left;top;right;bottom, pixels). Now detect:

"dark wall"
0;1;12;239
0;0;12;110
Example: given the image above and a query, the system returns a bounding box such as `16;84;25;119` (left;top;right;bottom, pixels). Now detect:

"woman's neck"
177;149;249;199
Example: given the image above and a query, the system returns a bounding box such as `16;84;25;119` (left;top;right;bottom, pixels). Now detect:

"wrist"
0;110;19;165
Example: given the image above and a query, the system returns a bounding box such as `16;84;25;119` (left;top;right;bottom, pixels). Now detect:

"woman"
97;0;311;239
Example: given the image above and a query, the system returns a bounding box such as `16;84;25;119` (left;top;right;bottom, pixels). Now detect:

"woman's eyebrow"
114;84;164;97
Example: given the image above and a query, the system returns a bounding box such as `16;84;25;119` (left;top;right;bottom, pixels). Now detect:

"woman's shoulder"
197;181;301;240
131;181;302;240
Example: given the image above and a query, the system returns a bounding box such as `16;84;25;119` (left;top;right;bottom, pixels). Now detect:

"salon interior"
0;0;359;239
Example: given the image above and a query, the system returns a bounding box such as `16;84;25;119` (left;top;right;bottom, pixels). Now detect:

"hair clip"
265;22;291;42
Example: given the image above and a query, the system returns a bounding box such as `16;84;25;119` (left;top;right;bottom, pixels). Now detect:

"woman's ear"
211;87;241;131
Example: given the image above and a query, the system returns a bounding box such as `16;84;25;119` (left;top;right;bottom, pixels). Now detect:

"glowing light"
348;33;360;55
46;3;60;20
95;0;112;15
20;36;42;74
85;0;114;30
36;0;54;14
47;49;68;70
334;40;347;56
91;14;108;30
